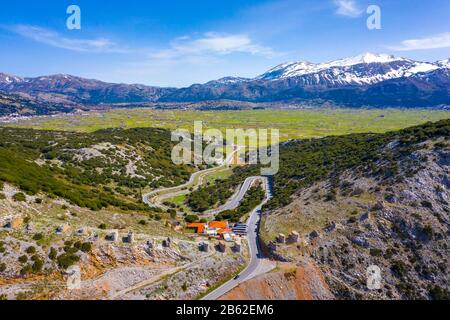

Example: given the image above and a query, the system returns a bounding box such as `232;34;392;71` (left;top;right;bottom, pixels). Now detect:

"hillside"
0;127;195;211
201;119;450;299
0;91;80;116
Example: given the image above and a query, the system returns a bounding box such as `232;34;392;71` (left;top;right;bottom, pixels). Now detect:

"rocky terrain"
0;183;246;300
220;261;333;300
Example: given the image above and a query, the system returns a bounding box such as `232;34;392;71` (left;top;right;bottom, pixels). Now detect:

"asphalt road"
206;176;261;216
202;176;273;300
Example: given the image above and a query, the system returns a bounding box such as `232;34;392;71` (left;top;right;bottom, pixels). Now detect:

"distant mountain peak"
255;52;443;85
437;58;450;69
205;76;250;86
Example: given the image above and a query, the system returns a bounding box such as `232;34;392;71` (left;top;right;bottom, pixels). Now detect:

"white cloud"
389;33;450;51
334;0;363;17
8;25;127;53
150;32;278;60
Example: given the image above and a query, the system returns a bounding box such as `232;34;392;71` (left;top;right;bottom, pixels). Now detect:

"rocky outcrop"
220;260;334;300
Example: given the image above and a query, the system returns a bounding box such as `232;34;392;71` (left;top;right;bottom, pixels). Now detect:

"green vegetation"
7;108;450;142
48;247;57;260
57;253;80;269
187;178;243;212
216;185;265;222
194;119;450;213
13;192;26;202
0;126;194;212
184;215;200;223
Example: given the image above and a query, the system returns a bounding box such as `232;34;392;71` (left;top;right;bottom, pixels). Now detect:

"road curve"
202;176;273;300
142;147;240;211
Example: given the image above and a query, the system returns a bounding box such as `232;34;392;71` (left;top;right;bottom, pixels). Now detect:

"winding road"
142;147;240;212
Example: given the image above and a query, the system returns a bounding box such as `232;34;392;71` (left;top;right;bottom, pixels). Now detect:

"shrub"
0;263;6;272
348;217;357;224
35;198;43;204
98;223;107;230
428;285;450;300
32;233;44;241
391;260;408;278
20;264;32;276
18;255;28;264
185;215;200;223
370;248;383;257
25;246;36;254
139;220;147;226
48;247;58;260
80;242;92;253
32;258;44;273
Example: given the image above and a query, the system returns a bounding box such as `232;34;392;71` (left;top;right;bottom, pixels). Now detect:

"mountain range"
1;53;449;115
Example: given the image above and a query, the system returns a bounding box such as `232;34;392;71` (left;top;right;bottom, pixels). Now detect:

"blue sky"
0;0;449;87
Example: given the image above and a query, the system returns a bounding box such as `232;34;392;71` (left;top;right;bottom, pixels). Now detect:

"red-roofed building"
187;221;232;237
208;221;229;230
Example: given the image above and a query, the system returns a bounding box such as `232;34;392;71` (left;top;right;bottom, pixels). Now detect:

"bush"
185;215;200;223
139;220;147;226
20;264;32;276
73;241;82;250
391;260;408;278
32;233;44;241
13;193;26;202
18;255;28;264
25;246;36;254
32;258;44;273
57;253;80;269
80;242;92;253
48;247;58;260
98;223;107;230
429;285;450;300
35;198;43;204
370;248;383;257
0;263;6;272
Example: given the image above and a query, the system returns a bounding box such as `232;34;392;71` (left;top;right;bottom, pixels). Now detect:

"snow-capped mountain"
256;53;443;86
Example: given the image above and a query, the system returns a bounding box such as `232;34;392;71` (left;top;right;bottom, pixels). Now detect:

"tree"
80;242;92;253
